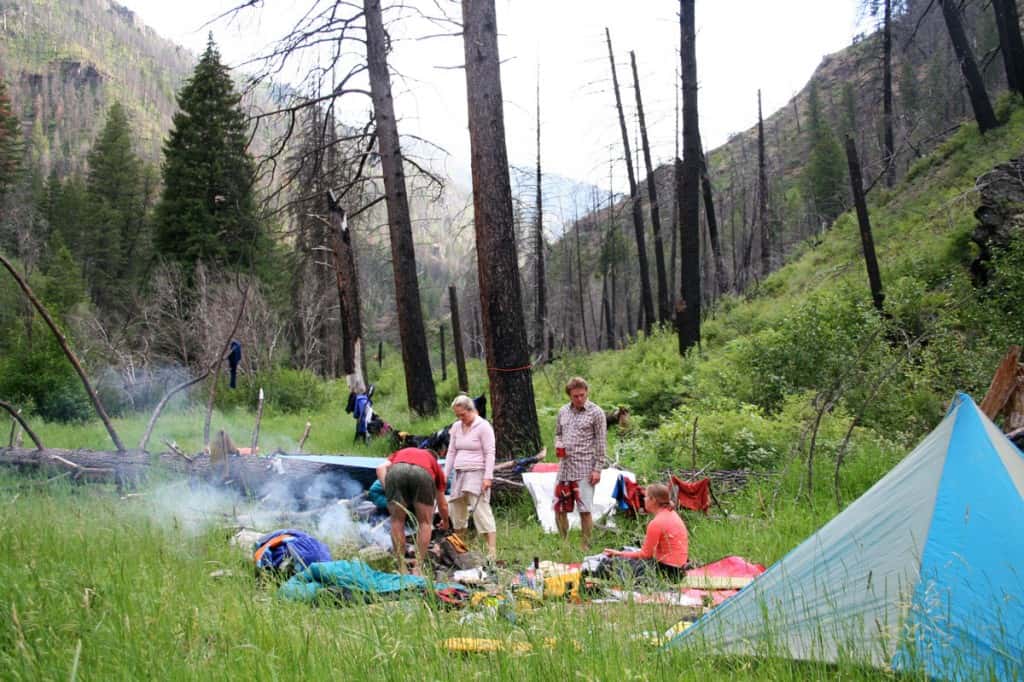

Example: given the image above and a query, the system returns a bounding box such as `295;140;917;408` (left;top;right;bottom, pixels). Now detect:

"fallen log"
0;447;349;492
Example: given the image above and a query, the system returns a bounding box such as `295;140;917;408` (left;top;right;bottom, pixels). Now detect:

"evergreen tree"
154;36;262;269
802;82;848;227
83;101;146;309
0;78;21;200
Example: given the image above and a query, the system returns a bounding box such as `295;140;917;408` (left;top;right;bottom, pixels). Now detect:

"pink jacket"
444;416;496;480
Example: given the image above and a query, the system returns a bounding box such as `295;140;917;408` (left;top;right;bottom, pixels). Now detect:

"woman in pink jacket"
444;394;497;560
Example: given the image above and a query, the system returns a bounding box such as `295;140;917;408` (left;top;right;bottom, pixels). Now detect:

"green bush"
213;367;328;414
0;341;93;423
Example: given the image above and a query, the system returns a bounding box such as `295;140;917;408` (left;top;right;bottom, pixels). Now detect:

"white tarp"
521;468;635;533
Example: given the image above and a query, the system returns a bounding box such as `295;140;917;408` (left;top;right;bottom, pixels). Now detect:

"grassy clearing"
6;103;1022;681
0;473;904;681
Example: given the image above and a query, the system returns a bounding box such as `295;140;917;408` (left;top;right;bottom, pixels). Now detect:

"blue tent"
669;393;1024;679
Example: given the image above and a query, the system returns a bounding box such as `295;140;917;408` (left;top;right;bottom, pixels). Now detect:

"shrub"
213;367;328;414
0;342;92;423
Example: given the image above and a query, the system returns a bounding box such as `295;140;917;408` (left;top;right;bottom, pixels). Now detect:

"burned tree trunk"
533;77;548;359
461;0;541;458
630;51;670;325
575;216;590;351
993;0;1024;97
677;0;702;354
449;285;470;393
365;0;437;415
328;193;366;391
700;156;727;298
606;28;654;336
844;135;885;312
939;0;999;133
882;0;895;187
439;324;447;382
757;89;772;278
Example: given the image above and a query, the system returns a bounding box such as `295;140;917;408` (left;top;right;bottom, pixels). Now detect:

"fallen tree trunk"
0;447;344;492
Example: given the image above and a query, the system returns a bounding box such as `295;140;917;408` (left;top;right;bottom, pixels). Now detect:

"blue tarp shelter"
669;393;1024;680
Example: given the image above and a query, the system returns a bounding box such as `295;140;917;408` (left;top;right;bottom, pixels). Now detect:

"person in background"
602;483;689;579
443;394;498;561
554;376;608;550
376;447;449;575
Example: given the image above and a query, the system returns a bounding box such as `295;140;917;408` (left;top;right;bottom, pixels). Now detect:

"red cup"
556;447;566;459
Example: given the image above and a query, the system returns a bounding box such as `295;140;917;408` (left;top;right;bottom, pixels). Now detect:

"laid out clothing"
611;475;646;515
670;476;711;513
555;400;608;482
445;416;496;500
449;492;497;534
553;476;595;513
617;508;689;568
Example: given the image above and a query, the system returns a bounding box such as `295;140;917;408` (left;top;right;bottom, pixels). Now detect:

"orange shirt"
620;508;689;567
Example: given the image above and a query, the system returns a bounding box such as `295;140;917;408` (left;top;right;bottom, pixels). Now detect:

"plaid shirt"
556;400;608;481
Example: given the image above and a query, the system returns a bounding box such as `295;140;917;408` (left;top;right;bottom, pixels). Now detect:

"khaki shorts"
449;492;497;534
384;462;436;511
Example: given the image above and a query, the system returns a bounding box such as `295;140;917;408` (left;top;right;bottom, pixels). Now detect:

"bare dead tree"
533;74;548;358
700;154;727;298
461;0;541;457
606;28;654;336
630;50;670;325
0;400;43;450
844;135;886;312
574;215;589;351
439;324;447;382
365;0;437;415
327;193;366;392
677;0;702;354
757;89;772;278
449;285;469;393
0;252;125;452
992;0;1024;96
938;0;999;133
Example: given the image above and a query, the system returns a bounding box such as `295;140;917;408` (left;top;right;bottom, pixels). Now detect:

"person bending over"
376;447;450;575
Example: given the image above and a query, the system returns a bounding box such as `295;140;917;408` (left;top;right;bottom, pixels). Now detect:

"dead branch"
0;252;125;452
250;388;265;454
298;421;312;452
0;400;43;450
164;440;195;464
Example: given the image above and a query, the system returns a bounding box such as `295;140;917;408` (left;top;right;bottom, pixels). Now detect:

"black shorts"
384;462;436;511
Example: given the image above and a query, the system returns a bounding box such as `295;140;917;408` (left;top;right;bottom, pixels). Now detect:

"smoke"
139;466;390;553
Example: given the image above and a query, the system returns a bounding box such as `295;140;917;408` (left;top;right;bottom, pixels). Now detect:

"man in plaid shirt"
555;376;608;549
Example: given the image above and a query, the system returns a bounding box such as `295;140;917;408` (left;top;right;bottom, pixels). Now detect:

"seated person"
602;483;689;580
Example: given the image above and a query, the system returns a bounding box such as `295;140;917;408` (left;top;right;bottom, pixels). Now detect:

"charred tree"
328;193;366;392
461;0;541;458
575;216;590;350
938;0;999;133
449;285;470;393
365;0;437;415
533;76;548;359
993;0;1024;97
605;28;654;336
630;51;670;324
677;0;702;354
439;324;447;382
700;155;727;297
882;0;895;187
757;89;771;278
844;135;885;312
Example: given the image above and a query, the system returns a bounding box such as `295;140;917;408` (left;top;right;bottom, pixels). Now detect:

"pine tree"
83;102;146;310
802;82;848;227
154;36;262;269
0;78;20;197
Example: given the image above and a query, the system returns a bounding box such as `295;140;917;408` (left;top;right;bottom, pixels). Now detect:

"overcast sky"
120;0;867;196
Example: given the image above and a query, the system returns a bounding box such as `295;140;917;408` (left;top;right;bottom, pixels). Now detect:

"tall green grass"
0;473;901;681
